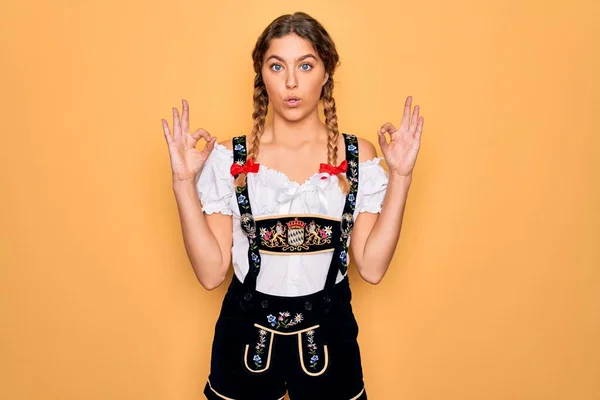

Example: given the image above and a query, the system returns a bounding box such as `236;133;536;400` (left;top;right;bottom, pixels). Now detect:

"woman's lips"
284;98;302;108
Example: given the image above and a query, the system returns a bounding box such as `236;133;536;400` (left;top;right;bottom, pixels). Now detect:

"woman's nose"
286;71;298;89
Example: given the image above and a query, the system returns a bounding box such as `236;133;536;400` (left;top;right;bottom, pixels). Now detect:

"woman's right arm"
172;180;232;290
162;99;233;290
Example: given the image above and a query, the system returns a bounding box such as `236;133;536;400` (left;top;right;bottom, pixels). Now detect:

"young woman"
161;11;424;400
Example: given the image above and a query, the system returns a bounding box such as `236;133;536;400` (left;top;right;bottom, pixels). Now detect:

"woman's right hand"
161;99;217;184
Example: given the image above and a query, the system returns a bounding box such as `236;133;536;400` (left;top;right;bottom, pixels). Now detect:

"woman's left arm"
350;95;424;284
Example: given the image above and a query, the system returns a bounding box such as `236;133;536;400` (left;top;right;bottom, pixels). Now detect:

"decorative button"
341;213;354;237
261;300;269;309
240;213;257;239
323;296;331;304
243;292;252;301
304;301;313;311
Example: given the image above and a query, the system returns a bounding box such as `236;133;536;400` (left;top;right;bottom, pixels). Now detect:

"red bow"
230;159;260;176
319;160;348;175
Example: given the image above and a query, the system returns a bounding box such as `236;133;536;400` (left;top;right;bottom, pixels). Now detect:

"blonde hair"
234;12;350;194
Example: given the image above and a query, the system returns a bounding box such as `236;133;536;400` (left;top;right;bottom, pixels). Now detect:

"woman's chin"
274;106;317;123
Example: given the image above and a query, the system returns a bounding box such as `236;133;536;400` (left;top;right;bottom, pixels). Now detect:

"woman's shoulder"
206;139;234;160
217;139;234;151
202;139;234;166
347;134;378;164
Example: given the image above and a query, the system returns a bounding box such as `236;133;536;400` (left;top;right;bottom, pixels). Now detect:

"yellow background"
1;0;599;399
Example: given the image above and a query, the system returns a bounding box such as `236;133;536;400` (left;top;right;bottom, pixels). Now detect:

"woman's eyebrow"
265;54;318;63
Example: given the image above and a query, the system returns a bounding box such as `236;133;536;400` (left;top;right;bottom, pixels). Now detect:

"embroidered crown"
286;218;306;229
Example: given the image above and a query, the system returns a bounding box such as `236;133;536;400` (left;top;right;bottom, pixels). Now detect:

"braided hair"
234;12;349;194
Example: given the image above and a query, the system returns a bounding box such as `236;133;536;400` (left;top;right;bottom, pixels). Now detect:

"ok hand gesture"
377;96;424;178
161;99;217;184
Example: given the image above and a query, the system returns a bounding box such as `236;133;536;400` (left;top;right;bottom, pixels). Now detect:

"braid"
234;75;269;188
322;78;350;194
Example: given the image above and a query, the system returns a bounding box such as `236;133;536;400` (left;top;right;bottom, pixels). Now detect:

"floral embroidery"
267;312;304;329
259;218;333;252
253;329;267;368
348;193;356;207
234;144;245;152
259;227;271;240
306;330;319;370
339;250;348;267
237;194;248;205
345;135;359;185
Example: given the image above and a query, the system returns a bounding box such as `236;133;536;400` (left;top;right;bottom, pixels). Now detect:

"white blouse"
195;142;389;297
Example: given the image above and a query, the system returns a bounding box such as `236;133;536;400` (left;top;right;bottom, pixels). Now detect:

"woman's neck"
263;110;329;146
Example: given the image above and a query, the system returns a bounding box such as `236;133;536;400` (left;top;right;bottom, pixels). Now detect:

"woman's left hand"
377;95;424;177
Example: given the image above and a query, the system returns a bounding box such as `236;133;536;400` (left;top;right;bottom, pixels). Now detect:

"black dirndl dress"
204;134;368;400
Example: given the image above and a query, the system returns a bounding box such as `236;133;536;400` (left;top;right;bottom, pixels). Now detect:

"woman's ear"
323;72;329;86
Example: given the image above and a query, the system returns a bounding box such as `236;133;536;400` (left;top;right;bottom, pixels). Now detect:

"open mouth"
284;98;302;107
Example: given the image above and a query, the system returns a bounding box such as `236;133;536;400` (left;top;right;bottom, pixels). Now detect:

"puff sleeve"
194;144;234;215
356;157;389;213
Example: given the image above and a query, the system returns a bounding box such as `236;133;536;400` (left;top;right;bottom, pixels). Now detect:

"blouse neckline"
213;142;335;189
212;142;383;190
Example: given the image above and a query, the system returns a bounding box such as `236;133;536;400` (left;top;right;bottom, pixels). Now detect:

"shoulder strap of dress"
322;133;360;301
342;133;359;190
232;135;247;168
231;135;262;300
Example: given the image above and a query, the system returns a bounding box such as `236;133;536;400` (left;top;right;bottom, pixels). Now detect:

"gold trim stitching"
254;323;320;336
207;378;236;400
297;331;329;377
258;248;335;256
350;387;366;400
243;330;274;373
254;213;341;222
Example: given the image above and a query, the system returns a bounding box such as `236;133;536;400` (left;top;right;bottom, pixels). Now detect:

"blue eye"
300;63;312;71
271;64;282;72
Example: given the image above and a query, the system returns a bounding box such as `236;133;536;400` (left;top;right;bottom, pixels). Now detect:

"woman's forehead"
264;34;319;62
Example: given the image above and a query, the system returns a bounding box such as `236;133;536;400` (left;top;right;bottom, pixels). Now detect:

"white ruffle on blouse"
195;142;388;296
